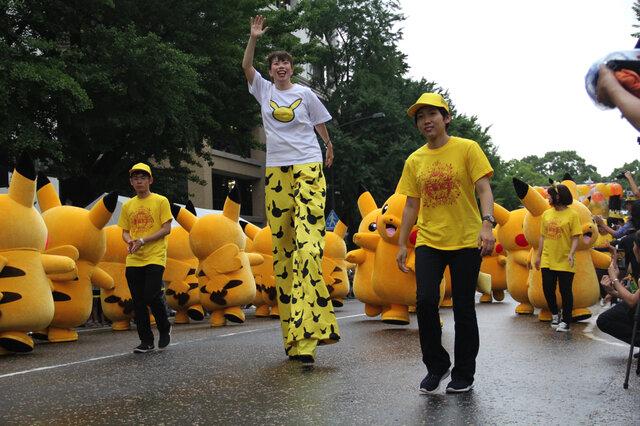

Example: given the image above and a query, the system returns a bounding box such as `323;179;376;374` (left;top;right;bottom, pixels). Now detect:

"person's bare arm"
314;123;333;167
596;64;640;131
475;176;495;256
242;15;268;85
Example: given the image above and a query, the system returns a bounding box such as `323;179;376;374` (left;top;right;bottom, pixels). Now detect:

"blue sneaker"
419;368;450;394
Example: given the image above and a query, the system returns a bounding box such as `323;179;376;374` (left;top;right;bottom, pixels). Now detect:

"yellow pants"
265;163;340;358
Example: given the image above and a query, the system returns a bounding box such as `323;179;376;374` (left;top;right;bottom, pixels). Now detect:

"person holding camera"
597;235;640;347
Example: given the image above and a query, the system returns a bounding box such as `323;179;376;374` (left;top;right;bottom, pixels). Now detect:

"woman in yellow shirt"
534;183;581;332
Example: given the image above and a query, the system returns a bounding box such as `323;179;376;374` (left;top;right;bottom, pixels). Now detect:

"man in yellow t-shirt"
396;93;495;394
118;163;173;353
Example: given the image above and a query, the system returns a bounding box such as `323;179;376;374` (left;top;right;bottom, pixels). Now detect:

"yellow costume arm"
41;253;77;278
345;249;366;264
91;266;115;290
353;233;379;251
476;272;492;294
513;250;530;267
591;249;612;269
246;253;264;266
498;254;507;266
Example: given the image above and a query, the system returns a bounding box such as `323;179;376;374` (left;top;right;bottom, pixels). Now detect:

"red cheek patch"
496;243;503;254
515;234;529;247
409;229;418;246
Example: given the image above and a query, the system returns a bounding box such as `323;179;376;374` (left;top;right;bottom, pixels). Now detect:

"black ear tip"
185;200;196;216
16;152;36;181
170;203;182;218
36;171;51;190
104;192;118;212
228;185;241;204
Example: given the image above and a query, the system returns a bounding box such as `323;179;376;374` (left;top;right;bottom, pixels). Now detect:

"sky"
397;0;639;177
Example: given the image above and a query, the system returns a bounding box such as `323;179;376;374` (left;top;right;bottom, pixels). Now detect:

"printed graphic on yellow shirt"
546;220;562;240
130;207;154;236
270;98;302;123
418;161;460;207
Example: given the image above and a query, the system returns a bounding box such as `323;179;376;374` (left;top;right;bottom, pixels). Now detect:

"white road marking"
0;312;366;379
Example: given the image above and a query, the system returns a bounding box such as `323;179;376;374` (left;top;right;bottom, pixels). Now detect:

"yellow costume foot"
31;329;49;341
209;309;226;327
188;304;205;321
381;304;410;325
364;303;382;317
224;306;245;323
174;310;190;324
538;309;552;322
0;331;34;353
479;294;493;303
255;304;270;317
408;305;416;313
515;303;534;314
48;327;78;342
269;304;280;319
111;320;131;331
572;308;592;321
493;290;505;301
441;296;453;308
331;298;344;308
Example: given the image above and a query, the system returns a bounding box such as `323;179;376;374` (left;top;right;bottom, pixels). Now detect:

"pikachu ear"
241;220;261;240
357;185;377;217
223;185;241;222
513;178;548;216
494;202;510;226
89;192;117;230
171;203;197;232
269;100;279;110
36;172;62;212
9;152;37;208
289;98;302;109
334;220;347;238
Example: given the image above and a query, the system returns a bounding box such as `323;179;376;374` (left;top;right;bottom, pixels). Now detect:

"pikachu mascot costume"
171;187;261;326
323;220;350;307
513;178;610;321
359;192;445;324
494;203;534;314
164;201;203;324
346;186;388;317
35;174;116;342
241;222;279;318
0;153;76;354
98;225;134;330
478;228;507;303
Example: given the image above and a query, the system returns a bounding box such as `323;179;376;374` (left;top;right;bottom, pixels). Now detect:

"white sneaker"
556;322;570;332
551;314;560;328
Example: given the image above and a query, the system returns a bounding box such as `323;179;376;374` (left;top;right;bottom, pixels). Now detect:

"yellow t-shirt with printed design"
539;207;581;273
397;136;493;250
118;193;173;267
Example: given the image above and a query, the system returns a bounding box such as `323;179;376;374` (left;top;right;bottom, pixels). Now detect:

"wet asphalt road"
1;296;639;425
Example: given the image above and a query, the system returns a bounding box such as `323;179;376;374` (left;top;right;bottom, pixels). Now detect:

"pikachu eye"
368;222;377;232
381;204;389;214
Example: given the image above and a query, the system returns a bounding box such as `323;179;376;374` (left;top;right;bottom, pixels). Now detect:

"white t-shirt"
249;70;332;167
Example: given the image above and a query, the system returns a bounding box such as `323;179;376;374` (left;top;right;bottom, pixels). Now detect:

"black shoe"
158;325;171;350
133;343;155;353
419;368;450;394
445;379;474;393
298;354;315;365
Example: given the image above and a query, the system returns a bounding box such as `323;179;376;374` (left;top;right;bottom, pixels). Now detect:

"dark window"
276;0;291;9
212;172;254;216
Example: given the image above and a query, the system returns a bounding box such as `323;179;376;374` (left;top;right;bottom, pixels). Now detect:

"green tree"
1;0;285;205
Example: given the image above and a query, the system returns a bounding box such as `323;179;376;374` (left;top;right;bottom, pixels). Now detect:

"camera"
616;171;628;179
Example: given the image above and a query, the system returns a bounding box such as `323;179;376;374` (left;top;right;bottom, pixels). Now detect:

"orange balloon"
610;182;623;196
591;190;604;203
596;183;610;199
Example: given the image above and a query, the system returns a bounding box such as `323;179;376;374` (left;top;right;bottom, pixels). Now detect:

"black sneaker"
133;343;155;353
419;368;450;394
445;379;474;393
158;325;171;350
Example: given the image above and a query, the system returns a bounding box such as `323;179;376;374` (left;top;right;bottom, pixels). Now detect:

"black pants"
415;245;482;385
596;301;640;346
126;264;171;345
541;268;573;324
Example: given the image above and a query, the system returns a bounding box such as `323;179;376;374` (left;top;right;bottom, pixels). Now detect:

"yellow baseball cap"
407;93;450;117
129;162;152;177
